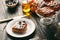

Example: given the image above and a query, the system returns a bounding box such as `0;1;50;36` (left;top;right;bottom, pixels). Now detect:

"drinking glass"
22;1;30;16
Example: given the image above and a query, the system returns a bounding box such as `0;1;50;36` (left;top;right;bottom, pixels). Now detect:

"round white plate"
5;18;35;38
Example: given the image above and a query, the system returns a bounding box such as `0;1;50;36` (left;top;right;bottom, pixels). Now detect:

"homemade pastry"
35;0;60;17
42;0;60;11
51;4;60;11
43;0;54;2
43;0;54;6
40;0;54;7
36;7;55;17
30;2;39;12
12;21;27;34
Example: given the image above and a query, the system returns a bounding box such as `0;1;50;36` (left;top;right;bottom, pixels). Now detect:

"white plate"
5;18;35;38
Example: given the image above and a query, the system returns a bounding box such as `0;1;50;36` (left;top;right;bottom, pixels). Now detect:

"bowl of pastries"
35;0;60;17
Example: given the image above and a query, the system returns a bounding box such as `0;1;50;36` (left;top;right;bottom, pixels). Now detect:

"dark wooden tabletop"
0;0;60;40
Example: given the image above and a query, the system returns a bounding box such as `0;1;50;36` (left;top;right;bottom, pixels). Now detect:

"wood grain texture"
0;0;60;40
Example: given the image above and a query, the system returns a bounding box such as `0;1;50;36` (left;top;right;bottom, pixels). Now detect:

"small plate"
5;18;35;38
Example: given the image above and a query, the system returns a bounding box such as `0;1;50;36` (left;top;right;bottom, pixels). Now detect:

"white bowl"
6;0;18;8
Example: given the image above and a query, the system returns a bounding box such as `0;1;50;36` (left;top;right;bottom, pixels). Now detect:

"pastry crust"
52;4;60;11
12;21;27;34
36;7;55;17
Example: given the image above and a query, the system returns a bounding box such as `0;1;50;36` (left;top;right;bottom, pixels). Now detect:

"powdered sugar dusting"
14;21;26;29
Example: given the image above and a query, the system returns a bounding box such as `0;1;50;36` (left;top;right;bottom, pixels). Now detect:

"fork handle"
0;18;13;23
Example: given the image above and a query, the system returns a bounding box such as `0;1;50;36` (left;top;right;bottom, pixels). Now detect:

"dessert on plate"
12;21;27;34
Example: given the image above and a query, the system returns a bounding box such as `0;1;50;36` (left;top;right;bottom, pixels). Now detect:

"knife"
0;16;25;23
0;18;13;23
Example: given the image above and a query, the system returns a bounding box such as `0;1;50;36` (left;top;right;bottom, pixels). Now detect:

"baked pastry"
12;21;27;34
35;0;60;17
43;0;60;11
43;0;54;2
51;4;60;11
30;2;39;12
40;0;54;7
36;7;55;17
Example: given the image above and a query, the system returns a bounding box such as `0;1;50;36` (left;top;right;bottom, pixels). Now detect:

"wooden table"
0;0;60;40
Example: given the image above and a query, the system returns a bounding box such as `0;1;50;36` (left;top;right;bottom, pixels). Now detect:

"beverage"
22;1;30;16
24;12;30;17
22;4;30;13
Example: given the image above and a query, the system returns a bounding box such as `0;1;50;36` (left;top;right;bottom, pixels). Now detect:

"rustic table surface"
0;0;60;40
